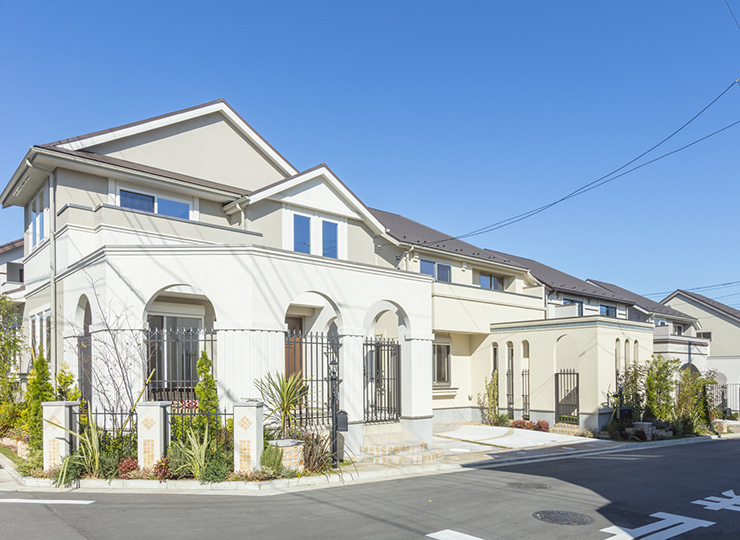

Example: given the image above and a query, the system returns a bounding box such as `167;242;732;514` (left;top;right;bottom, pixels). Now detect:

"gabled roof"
36;145;246;196
45;99;298;177
498;253;634;304
368;208;528;270
662;289;740;324
589;279;695;320
0;238;23;254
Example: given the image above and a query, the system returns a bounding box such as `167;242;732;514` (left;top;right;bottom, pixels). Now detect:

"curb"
0;432;737;495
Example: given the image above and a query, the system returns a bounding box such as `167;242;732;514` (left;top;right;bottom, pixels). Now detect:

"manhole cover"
508;482;551;490
532;510;594;526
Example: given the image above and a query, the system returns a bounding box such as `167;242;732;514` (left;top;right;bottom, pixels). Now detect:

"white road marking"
581;456;642;461
561;446;574;450
427;530;484;540
600;512;714;539
0;498;94;505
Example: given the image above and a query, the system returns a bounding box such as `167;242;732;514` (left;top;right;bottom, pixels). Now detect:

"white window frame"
433;343;451;386
29;185;48;249
116;185;193;220
30;309;51;353
284;205;347;259
421;260;452;283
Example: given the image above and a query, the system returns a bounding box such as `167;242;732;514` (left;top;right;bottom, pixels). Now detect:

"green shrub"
55;363;81;401
53;455;85;487
644;355;679;421
0;401;24;437
169;426;210;479
259;443;284;475
16;448;43;477
23;349;55;450
478;371;499;425
200;448;232;484
297;430;333;473
195;351;220;438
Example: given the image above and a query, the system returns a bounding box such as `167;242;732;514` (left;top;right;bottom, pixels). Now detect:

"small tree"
478;370;499;424
621;362;646;420
0;294;24;403
56;362;81;401
23;349;55;449
644;355;679;421
194;350;220;436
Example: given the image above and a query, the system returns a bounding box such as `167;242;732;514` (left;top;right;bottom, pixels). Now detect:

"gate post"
233;401;263;474
136;401;170;469
42;401;79;471
338;328;364;456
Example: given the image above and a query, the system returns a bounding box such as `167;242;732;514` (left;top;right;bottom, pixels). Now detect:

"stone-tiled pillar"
42;401;79;471
233;401;263;474
136;402;171;469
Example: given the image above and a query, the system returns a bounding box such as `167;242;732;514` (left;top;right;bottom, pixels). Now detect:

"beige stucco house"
0;100;659;450
662;290;740;385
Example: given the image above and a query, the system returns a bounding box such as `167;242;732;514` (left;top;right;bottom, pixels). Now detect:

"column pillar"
136;401;170;469
400;333;434;442
338;328;365;456
42;401;79;471
233;401;263;474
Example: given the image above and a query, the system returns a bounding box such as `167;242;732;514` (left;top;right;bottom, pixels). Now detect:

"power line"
643;279;740;298
428;79;739;245
726;0;740;33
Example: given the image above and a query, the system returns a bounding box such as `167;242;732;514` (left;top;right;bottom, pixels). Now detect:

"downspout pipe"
26;158;57;378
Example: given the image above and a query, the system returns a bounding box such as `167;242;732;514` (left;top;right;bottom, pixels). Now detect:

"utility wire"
726;0;740;33
428;79;739;245
459;117;740;238
643;279;740;297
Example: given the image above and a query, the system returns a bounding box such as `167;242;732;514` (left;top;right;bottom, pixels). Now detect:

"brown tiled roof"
367;208;527;269
664;289;740;324
589;279;694;320
498;253;635;305
0;238;23;254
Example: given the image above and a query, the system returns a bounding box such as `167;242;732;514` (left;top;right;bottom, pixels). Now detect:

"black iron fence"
73;405;138;458
285;331;337;428
145;328;217;409
521;369;530;420
555;369;579;424
169;407;233;452
506;367;514;418
363;337;401;423
707;383;740;415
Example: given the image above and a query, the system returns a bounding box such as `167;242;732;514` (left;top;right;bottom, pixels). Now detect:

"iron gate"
285;331;338;428
555;369;579;424
363;337;400;423
521;369;530;420
506;367;514;418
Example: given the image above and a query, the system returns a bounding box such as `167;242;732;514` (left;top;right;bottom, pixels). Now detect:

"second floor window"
322;221;338;258
600;304;617;318
120;190;191;220
421;260;451;283
480;273;504;291
30;187;47;248
673;325;683;336
293;214;311;254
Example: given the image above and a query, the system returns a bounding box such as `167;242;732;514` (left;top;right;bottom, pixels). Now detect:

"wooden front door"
285;317;303;376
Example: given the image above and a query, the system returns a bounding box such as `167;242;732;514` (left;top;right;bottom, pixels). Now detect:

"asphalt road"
2;439;739;540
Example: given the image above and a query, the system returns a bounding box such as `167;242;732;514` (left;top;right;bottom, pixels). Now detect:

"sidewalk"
1;426;738;496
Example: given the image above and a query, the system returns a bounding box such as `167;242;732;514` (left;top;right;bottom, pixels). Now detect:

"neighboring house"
0;99;656;449
486;253;654;430
587;279;709;370
0;238;24;300
662;290;740;384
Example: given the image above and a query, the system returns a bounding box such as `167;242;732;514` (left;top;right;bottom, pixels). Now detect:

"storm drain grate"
532;510;594;526
508;482;551;490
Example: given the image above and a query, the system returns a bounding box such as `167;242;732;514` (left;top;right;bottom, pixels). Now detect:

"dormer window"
289;208;344;259
119;189;191;220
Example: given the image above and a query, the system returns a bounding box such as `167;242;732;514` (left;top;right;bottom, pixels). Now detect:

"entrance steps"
355;422;444;464
551;422;580;436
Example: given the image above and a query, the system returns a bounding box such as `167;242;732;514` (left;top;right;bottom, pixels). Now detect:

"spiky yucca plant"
255;371;307;438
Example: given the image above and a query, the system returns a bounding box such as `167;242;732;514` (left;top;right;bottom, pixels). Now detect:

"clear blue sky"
1;1;739;303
